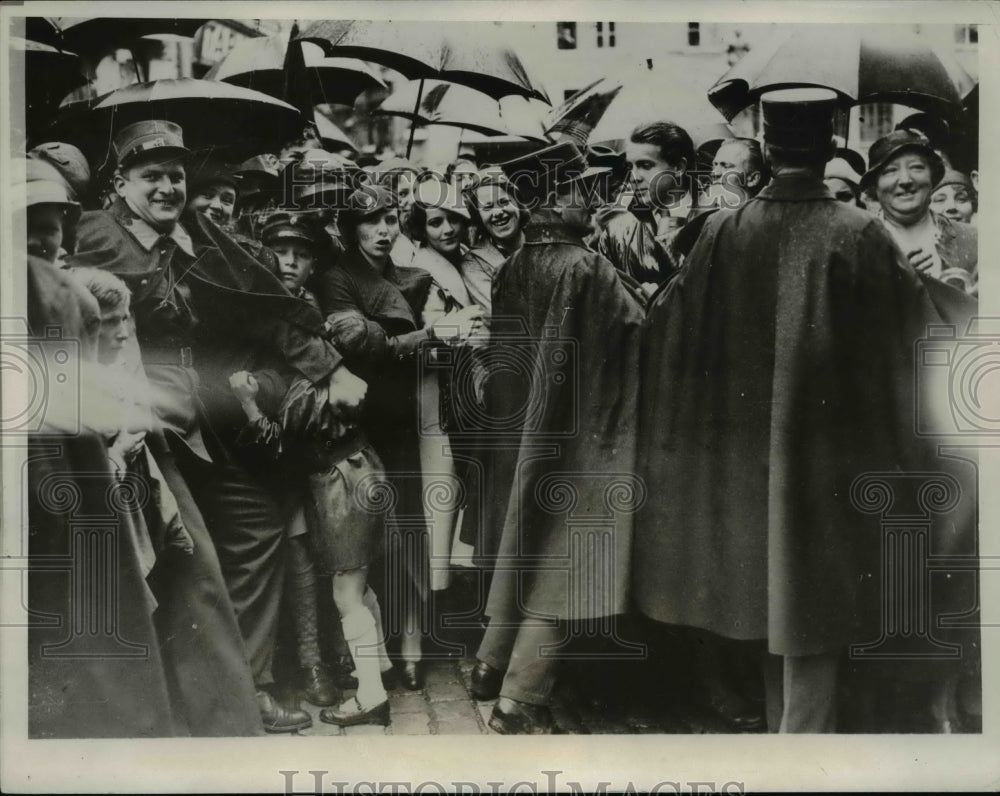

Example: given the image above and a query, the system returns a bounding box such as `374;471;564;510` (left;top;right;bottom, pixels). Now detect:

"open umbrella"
295;20;547;101
25;17;208;57
708;25;973;122
374;79;550;140
48;78;303;170
296;20;548;156
14;37;89;140
548;64;732;149
314;111;359;153
205;33;385;107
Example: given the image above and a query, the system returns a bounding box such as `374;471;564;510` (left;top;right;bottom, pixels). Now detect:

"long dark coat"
26;254;175;738
634;173;977;657
314;249;434;597
482;211;645;623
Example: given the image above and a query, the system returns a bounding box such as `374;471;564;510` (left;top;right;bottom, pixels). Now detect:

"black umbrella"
205;33;385;107
708;25;973;122
14;37;89;142
26;17;208;57
48;78;303;170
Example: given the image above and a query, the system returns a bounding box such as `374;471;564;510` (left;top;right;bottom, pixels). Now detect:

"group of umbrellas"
16;17;978;172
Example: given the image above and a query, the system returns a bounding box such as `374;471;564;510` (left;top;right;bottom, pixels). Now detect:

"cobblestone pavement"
283;654;748;737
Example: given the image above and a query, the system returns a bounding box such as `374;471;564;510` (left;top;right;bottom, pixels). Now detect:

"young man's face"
625;141;686;211
114;154;187;231
97;298;131;365
271;239;317;291
556;183;596;237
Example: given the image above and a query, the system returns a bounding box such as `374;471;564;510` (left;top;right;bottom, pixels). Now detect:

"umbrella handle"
405;78;425;159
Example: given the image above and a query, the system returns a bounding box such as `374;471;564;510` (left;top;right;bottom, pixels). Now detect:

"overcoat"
634;173;977;657
314;248;435;596
481;211;645;622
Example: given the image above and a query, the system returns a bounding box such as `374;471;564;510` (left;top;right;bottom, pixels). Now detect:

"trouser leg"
148;437;263;736
498;620;563;706
477;617;519;673
286;534;322;669
178;446;286;687
773;650;839;733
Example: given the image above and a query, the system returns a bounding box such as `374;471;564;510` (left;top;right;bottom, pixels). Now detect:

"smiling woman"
862;129;978;294
185;159;240;228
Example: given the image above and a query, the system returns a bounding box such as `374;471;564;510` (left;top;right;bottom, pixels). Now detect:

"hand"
906;248;936;274
326;365;367;415
111;429;146;462
430;305;486;344
229;371;259;404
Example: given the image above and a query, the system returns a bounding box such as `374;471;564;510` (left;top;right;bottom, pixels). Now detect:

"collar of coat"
757;172;835;203
522;209;590;249
109;196;195;256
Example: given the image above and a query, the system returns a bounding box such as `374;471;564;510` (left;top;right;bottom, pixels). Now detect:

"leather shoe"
705;687;765;732
302;662;339;707
381;667;399;692
469;660;504;701
320;697;390;728
400;661;424;691
257;690;312;733
488;697;556;735
332;655;359;690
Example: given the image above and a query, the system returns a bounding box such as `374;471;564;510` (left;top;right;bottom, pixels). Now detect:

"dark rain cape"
479;211;645;623
634;174;979;660
26;254;176;738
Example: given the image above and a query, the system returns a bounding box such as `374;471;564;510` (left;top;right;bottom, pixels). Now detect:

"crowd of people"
20;82;980;738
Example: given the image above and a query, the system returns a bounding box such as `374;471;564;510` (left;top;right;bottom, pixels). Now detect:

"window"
688;22;700;47
955;24;978;45
859;102;895;143
595;22;616;48
557;22;577;49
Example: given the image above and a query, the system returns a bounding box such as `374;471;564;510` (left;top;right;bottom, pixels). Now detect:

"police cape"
478;210;646;624
633;174;979;662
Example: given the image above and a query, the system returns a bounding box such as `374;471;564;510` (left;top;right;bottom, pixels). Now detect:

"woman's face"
395;172;417;231
188;180;237;226
26;203;65;264
824;177;858;205
97;298;131;365
875;151;934;227
355;208;400;261
930;183;975;224
424;207;466;258
473;184;521;244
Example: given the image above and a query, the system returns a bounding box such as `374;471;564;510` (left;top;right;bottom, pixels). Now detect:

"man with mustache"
69;120;368;734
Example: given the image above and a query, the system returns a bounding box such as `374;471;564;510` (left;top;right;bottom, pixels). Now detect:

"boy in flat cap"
69;119;368;734
466;141;645;734
635;88;979;732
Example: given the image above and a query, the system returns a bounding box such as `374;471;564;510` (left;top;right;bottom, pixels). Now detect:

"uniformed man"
68;120;368;734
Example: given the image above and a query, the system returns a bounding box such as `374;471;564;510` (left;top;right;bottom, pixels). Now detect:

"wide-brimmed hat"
28;141;90;201
412;177;471;220
337;184;397;238
824;157;863;189
935;167;974;193
186;153;241;191
113;120;189;168
497;141;587;207
860;129;945;190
